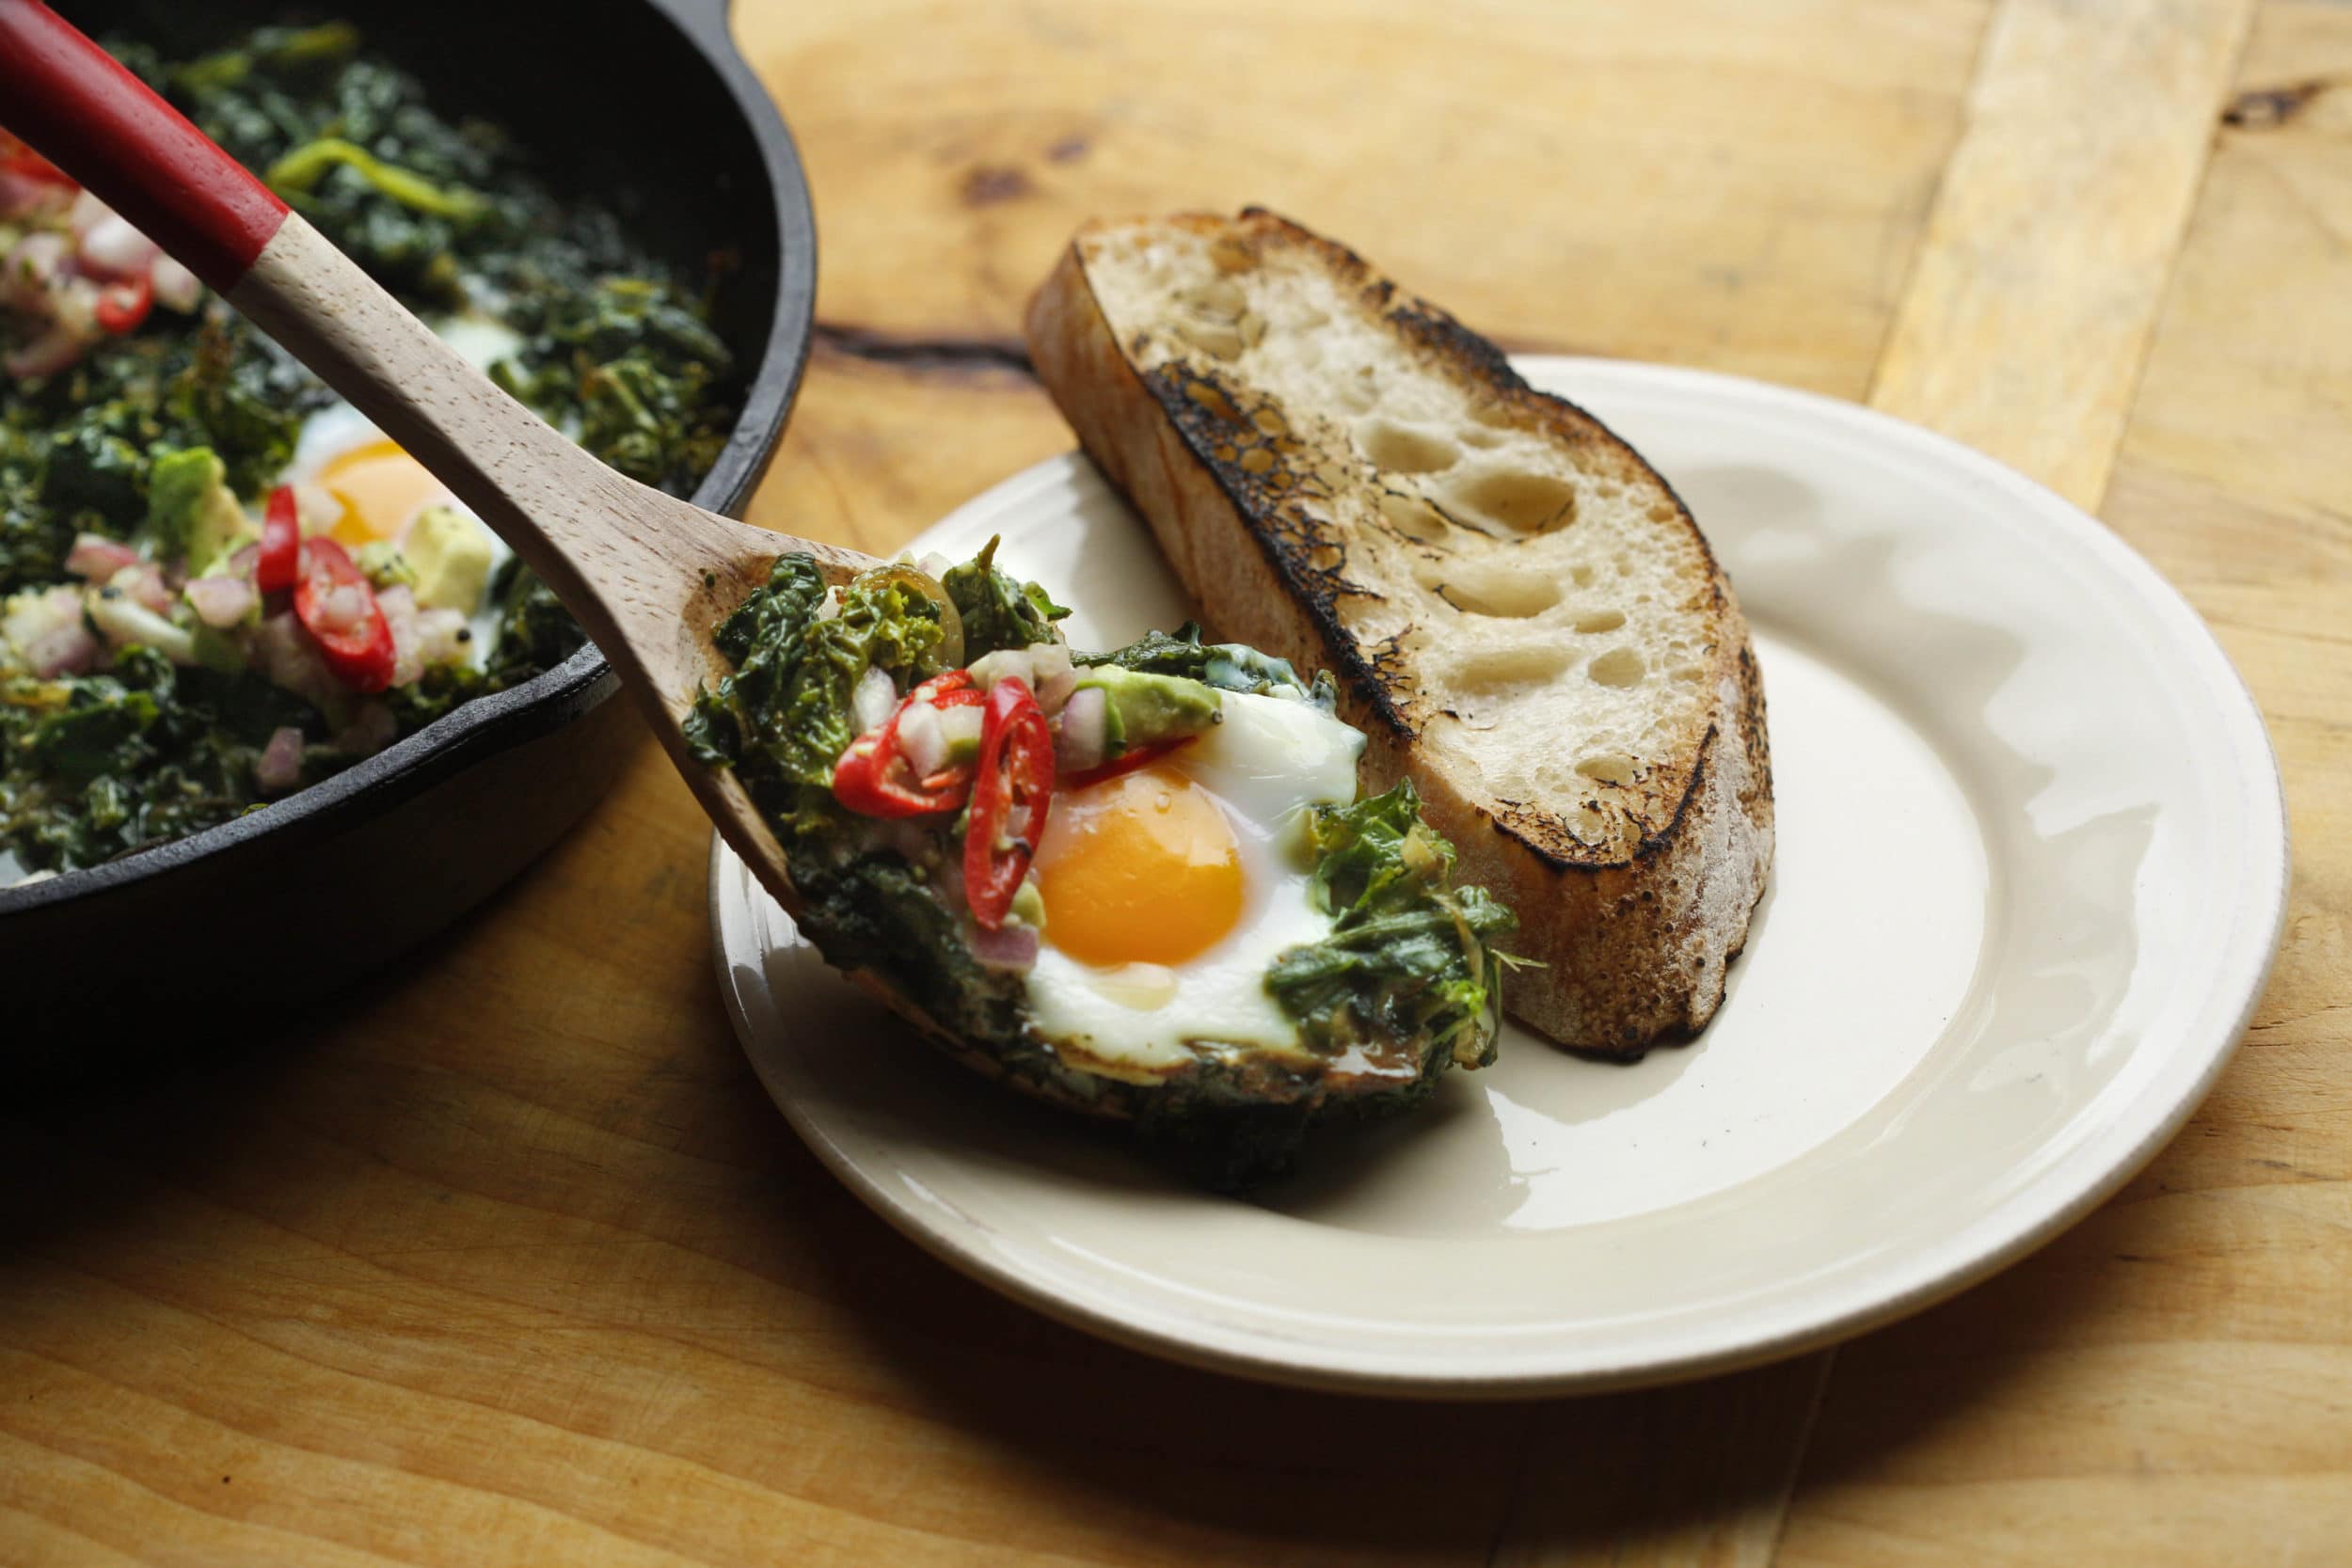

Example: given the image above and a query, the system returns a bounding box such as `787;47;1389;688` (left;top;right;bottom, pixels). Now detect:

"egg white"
1020;689;1369;1071
279;313;525;656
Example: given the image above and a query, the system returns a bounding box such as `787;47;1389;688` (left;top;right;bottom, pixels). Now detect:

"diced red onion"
24;619;99;678
184;575;257;628
254;610;347;713
897;698;947;777
1056;686;1106;773
966;648;1024;689
850;663;897;733
5;581;78;643
77;213;158;279
226;543;259;579
149;257;200;313
7;585;98;677
916;551;954;581
968;919;1040;972
64;532;139;581
969;642;1075;714
255;726;305;794
107;562;172;614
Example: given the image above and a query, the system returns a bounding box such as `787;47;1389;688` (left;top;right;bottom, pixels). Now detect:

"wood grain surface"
6;1;2347;1564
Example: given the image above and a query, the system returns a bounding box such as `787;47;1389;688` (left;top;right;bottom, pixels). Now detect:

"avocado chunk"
354;541;416;592
1075;664;1221;753
405;504;494;612
145;447;251;571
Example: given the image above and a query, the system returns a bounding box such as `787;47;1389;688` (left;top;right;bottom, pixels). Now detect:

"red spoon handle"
0;0;287;290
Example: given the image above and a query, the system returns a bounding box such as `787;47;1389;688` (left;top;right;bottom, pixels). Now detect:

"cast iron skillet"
5;0;817;1059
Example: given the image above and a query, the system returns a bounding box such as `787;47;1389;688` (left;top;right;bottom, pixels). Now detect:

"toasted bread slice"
1024;208;1772;1053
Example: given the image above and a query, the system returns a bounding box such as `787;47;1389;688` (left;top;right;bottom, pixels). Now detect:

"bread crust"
1024;209;1773;1053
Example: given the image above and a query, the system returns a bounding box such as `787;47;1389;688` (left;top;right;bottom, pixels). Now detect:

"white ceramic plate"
709;357;2287;1397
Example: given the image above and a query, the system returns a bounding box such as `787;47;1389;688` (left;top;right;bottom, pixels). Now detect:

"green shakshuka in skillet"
0;21;737;880
691;544;1518;1171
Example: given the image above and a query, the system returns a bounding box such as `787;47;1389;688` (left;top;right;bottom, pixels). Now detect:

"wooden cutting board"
7;1;2348;1563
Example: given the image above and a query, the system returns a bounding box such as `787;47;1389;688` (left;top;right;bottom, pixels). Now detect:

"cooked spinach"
1269;779;1517;1073
0;648;321;871
943;535;1070;659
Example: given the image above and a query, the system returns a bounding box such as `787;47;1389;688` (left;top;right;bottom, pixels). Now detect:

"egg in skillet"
278;314;519;631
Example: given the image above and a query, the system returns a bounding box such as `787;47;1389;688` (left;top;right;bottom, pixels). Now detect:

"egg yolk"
318;438;443;548
1034;764;1244;967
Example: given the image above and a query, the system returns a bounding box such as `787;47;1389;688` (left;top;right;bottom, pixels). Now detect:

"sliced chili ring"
831;669;984;817
93;272;151;335
833;729;970;816
292;537;396;692
256;484;301;593
963;676;1053;930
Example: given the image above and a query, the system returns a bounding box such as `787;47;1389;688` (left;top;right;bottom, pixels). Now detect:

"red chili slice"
963;676;1053;931
292;537;395;692
831;670;985;817
1057;735;1197;792
92;272;151;334
256;483;300;593
909;670;985;710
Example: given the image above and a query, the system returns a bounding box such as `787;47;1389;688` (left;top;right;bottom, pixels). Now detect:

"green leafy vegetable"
1267;779;1518;1072
943;535;1070;659
490;277;735;494
1078;621;1334;709
0;650;325;871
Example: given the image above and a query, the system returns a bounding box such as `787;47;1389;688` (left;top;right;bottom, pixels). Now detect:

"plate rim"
708;355;2290;1398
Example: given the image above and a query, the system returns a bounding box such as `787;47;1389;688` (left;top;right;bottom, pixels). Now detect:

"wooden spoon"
0;0;876;913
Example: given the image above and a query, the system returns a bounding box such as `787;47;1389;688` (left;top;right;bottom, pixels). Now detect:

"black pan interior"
56;0;784;388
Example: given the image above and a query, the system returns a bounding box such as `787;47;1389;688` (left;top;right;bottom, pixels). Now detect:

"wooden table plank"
1867;0;2257;510
1775;4;2352;1564
734;0;1987;401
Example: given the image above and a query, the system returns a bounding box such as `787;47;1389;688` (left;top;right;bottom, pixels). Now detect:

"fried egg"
1021;689;1366;1071
279;315;521;636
